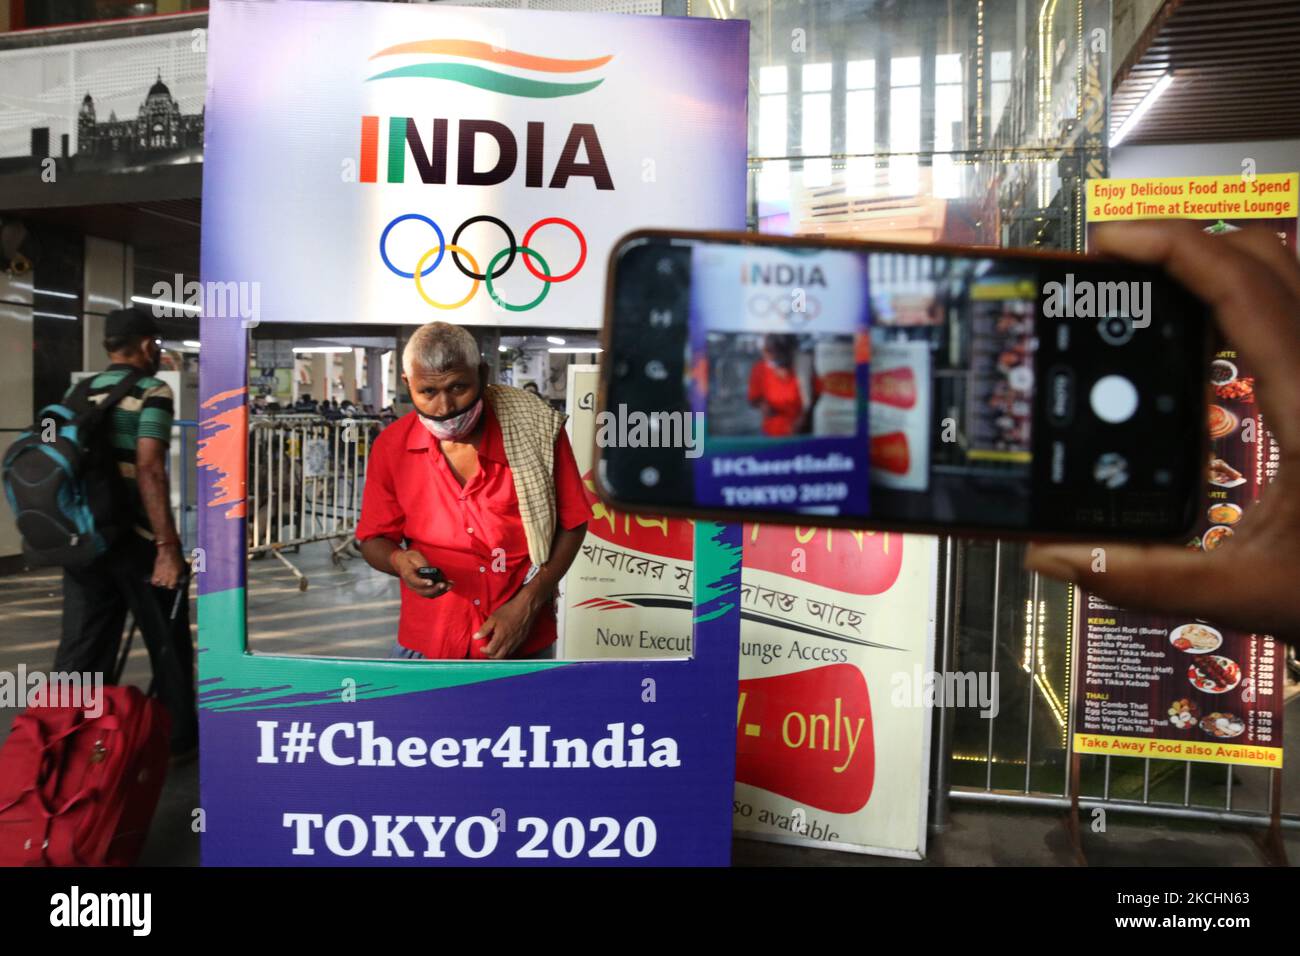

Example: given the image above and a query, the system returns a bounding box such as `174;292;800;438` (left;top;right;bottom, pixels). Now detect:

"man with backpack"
52;305;198;758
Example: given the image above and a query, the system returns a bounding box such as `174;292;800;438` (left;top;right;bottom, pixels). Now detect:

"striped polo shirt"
65;363;174;539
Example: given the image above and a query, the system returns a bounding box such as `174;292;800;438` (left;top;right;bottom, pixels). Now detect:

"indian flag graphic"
366;39;612;98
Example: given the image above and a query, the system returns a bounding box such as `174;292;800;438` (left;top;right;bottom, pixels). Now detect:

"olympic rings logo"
379;213;586;312
745;292;821;324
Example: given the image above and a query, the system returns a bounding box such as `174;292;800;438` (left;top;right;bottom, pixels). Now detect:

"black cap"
104;304;161;341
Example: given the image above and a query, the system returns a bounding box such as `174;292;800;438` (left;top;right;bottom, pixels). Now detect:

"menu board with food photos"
1074;175;1295;769
1074;343;1284;768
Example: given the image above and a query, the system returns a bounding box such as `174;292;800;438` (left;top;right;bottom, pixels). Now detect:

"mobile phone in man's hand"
416;566;446;585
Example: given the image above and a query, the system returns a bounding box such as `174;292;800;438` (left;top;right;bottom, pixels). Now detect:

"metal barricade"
938;537;1297;837
172;419;199;553
247;415;382;589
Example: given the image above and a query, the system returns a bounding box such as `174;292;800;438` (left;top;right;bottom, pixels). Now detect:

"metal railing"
247;415;383;589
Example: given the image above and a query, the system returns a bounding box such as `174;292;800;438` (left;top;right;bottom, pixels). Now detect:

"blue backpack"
3;370;144;568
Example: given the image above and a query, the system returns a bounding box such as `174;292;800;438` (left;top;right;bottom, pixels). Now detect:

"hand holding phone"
416;566;445;585
1028;221;1300;639
388;548;452;598
597;228;1211;540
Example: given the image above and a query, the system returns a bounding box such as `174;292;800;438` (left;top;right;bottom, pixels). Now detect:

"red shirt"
355;404;590;659
747;360;804;436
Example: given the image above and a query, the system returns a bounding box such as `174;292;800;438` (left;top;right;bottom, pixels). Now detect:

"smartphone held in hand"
416;566;446;585
596;229;1212;541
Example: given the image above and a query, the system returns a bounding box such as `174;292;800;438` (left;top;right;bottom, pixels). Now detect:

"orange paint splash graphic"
198;387;247;519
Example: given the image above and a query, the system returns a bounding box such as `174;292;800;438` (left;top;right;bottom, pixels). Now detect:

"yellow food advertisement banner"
1086;173;1298;222
1073;733;1282;769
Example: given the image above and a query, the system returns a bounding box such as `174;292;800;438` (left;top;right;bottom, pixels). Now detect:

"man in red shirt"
747;333;807;437
356;322;588;659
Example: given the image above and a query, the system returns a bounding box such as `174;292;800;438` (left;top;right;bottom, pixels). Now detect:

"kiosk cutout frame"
195;0;748;866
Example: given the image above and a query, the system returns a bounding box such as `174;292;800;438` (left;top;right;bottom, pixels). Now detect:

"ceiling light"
1110;72;1173;148
131;294;201;314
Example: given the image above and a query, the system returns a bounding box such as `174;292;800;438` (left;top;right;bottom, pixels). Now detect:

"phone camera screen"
605;236;1203;537
687;243;1040;527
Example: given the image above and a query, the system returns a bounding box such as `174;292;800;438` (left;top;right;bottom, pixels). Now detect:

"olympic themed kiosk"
195;0;749;864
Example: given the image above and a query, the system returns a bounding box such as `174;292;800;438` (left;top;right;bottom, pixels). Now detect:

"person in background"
55;305;198;758
356;322;589;660
747;333;807;437
1027;220;1300;643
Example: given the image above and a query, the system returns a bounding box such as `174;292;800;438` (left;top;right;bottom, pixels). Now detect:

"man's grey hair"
403;322;481;377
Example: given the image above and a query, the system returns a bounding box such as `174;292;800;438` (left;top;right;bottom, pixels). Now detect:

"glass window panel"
801;90;831;186
932;154;961;199
845;88;875;154
889;155;920;197
890;86;921;149
802;91;831;153
845;157;879;197
759;64;788;95
802;62;832;93
934;82;963;149
890;55;921;87
990;50;1013;129
846;58;875;90
933;80;964;199
935;52;962;85
758;93;787;157
991;49;1013;81
889;84;920;196
756;159;790;203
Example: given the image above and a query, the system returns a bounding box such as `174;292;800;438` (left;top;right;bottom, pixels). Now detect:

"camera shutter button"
1089;375;1139;424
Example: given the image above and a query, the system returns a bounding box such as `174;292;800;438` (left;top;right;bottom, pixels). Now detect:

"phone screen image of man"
688;243;871;516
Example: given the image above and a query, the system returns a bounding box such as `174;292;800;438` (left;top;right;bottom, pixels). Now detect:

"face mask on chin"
417;392;484;442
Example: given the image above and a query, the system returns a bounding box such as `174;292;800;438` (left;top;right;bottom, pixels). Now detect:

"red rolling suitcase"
0;684;171;866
